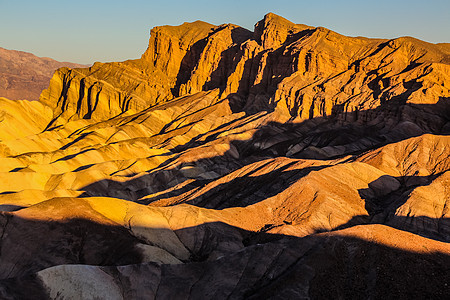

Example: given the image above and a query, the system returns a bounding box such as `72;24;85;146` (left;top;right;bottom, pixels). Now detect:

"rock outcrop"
37;12;450;127
0;13;449;299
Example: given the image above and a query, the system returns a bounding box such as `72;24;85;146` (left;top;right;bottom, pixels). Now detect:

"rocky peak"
253;12;312;49
141;20;216;79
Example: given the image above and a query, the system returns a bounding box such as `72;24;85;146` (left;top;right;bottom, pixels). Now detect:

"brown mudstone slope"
0;13;449;299
0;47;87;101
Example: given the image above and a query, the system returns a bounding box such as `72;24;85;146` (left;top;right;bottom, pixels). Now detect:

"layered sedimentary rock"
0;47;87;101
0;13;449;299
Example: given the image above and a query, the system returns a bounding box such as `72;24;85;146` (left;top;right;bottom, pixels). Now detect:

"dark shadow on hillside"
150;220;450;299
140;164;328;209
358;174;442;216
0;214;449;299
301;172;450;243
76;99;449;209
0;213;144;281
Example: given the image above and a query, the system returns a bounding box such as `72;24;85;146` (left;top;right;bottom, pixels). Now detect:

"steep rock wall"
38;13;450;127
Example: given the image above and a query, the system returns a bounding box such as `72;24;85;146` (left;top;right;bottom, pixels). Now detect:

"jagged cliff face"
39;12;450;125
0;13;449;299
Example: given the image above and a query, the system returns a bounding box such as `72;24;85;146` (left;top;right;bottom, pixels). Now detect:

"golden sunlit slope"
0;13;449;299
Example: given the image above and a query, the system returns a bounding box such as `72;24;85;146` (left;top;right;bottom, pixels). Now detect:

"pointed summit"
254;13;312;49
259;12;295;27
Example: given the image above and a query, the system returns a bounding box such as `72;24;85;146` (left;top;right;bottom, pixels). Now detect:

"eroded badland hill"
0;13;449;298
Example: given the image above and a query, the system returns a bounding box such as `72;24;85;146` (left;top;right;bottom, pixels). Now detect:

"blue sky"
1;0;449;64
